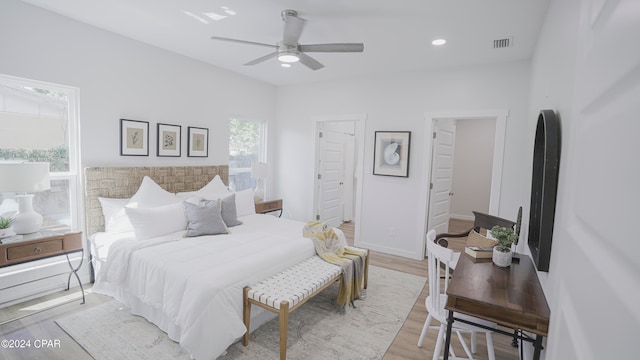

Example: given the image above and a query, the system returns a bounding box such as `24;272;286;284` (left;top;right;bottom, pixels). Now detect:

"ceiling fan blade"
210;36;276;49
244;52;278;66
298;53;324;70
299;43;364;52
282;12;305;46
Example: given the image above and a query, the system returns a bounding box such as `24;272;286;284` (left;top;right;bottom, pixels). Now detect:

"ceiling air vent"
493;37;513;49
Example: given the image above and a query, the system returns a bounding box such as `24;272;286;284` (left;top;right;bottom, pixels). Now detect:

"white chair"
417;229;496;360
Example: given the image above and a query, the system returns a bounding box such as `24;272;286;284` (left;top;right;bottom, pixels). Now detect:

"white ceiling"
21;0;550;86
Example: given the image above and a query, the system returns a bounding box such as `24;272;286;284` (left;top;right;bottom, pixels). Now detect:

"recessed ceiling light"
281;63;291;68
432;39;447;46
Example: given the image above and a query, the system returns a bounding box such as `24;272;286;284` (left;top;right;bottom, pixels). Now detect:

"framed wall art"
187;126;209;157
373;131;411;177
120;119;149;156
157;123;181;157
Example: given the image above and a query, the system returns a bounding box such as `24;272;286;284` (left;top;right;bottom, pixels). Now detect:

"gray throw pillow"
184;199;228;237
220;193;242;227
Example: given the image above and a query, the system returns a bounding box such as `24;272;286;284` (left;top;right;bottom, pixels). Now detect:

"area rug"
56;266;425;360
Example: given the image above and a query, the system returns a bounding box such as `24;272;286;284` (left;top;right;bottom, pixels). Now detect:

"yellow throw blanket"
302;221;367;307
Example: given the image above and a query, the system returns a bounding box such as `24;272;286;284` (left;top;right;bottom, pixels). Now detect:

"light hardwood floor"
0;219;519;360
339;220;519;360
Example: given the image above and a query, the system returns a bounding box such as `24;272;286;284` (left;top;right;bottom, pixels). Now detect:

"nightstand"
255;199;283;217
0;230;85;325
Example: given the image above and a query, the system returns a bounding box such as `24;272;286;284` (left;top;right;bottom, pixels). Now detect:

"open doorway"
421;110;508;257
449;118;496;220
313;114;366;243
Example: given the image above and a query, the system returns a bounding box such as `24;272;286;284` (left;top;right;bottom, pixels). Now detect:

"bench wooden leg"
279;300;290;360
364;249;370;290
243;286;251;346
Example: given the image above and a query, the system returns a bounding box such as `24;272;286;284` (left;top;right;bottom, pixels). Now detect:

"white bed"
84;166;347;360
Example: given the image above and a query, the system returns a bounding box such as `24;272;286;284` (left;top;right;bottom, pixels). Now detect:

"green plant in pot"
0;217;15;238
490;225;518;267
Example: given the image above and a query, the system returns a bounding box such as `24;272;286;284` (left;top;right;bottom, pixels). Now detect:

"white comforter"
93;214;317;360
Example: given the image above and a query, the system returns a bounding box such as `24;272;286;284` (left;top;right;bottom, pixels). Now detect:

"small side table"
255;199;283;217
0;230;85;325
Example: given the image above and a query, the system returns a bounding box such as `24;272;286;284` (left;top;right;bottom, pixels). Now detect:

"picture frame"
187;126;209;157
157;123;181;157
120;119;149;156
373;131;411;177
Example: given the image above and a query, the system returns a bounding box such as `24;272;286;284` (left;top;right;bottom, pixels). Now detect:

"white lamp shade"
251;162;268;179
0;162;51;193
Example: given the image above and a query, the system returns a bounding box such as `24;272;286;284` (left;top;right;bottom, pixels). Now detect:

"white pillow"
183;199;228;237
235;188;256;217
175;175;229;200
128;176;181;208
125;202;187;240
98;197;133;233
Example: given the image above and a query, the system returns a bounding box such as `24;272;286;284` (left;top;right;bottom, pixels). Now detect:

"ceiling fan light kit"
278;52;300;63
210;9;364;70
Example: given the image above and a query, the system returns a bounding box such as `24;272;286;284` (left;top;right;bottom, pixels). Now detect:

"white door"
545;0;640;359
316;127;345;227
342;134;356;222
427;120;456;235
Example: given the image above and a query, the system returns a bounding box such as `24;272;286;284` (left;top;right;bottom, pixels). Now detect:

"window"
228;117;265;192
0;75;80;232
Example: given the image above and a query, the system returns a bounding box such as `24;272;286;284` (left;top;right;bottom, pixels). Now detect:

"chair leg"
486;332;496;360
456;330;474;359
417;313;433;347
432;324;445;360
471;330;477;353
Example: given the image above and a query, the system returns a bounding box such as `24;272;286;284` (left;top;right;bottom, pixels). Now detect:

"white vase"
13;194;43;234
492;247;512;267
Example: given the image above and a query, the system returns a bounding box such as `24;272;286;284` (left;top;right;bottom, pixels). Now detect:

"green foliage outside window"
0;146;69;172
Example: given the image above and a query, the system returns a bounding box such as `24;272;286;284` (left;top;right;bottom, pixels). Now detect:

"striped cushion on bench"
247;256;342;309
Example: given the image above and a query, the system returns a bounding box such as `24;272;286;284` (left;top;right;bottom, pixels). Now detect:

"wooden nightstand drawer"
7;238;64;261
255;199;283;214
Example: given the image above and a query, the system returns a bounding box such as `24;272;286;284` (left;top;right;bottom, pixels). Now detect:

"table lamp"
0;162;51;234
250;162;268;202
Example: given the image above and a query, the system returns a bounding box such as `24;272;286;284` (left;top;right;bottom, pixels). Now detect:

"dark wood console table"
444;253;550;360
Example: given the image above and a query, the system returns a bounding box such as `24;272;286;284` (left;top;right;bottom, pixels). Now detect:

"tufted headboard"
84;165;228;237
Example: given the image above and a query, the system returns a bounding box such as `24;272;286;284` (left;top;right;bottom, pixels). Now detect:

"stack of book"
464;246;494;259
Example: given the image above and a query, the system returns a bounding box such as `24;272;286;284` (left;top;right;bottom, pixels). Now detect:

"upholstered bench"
242;252;369;360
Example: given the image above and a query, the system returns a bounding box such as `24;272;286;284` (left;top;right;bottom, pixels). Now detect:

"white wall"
0;0;276;304
449;118;496;220
0;0;276;169
525;0;638;358
275;62;532;259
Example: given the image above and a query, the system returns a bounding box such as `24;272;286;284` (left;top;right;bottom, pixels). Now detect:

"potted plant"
490;225;518;267
0;217;15;239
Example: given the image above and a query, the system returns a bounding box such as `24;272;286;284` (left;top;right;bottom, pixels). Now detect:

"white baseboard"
355;240;423;260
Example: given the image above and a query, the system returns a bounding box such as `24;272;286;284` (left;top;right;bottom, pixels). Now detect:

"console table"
443;253;550;360
0;230;85;325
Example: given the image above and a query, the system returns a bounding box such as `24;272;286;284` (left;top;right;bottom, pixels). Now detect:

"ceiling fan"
210;9;364;70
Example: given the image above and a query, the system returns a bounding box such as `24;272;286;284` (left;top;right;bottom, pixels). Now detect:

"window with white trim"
0;74;81;232
228;117;265;192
